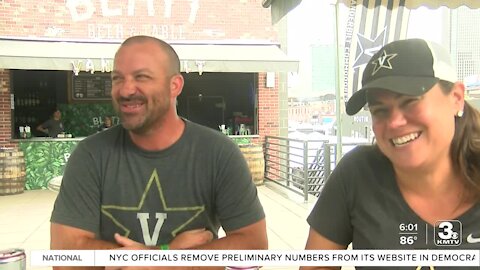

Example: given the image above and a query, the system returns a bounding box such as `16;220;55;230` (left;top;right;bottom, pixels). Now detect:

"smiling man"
50;36;267;270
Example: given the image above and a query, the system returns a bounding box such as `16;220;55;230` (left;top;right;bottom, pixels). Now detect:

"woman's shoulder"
79;125;125;148
333;144;392;179
342;144;387;164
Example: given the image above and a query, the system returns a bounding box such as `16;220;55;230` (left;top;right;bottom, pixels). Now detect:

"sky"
286;0;448;97
287;0;447;51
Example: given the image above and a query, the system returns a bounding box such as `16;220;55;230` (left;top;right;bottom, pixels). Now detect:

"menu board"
72;72;112;100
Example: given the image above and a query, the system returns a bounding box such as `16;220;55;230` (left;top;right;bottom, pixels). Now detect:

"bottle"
19;126;24;139
25;126;31;138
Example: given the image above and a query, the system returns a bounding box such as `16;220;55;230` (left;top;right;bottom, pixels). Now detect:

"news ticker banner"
30;249;480;267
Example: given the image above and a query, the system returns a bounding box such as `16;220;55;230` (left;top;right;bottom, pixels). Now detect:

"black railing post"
286;137;291;187
303;140;309;202
324;143;331;180
264;137;270;180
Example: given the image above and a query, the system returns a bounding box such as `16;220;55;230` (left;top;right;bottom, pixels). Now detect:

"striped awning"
337;0;480;9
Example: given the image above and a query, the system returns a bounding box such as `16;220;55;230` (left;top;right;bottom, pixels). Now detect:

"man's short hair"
118;35;181;75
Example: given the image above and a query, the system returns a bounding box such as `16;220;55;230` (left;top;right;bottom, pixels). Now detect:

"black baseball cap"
346;38;458;115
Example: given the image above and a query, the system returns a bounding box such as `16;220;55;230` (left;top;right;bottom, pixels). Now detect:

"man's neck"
129;116;185;151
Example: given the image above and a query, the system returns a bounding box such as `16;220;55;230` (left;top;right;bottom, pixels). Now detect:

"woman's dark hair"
439;80;480;201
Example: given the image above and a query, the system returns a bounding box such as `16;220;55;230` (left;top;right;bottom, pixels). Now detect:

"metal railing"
264;136;369;202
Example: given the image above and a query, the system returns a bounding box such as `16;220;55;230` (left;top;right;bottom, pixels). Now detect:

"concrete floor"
0;181;352;270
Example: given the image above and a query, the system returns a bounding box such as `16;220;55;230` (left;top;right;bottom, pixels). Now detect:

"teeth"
124;104;141;108
391;132;419;146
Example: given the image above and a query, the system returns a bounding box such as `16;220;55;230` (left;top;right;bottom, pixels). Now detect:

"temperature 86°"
400;235;418;245
399;223;418;232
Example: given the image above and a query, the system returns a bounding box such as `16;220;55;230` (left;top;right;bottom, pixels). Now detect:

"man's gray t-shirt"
40;119;64;138
308;145;480;270
51;120;264;245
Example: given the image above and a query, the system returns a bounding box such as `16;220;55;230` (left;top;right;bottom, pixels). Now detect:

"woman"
302;39;480;270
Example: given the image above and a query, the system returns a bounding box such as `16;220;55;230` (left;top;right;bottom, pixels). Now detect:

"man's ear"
170;74;184;98
451;81;465;113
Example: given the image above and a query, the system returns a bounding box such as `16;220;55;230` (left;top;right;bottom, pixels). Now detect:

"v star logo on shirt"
466;233;480;244
101;169;205;245
371;50;397;76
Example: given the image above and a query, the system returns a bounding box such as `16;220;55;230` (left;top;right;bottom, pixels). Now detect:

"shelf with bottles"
14;92;57;108
14;114;39;126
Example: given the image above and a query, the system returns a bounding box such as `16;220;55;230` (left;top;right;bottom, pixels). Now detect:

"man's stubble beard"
115;97;171;135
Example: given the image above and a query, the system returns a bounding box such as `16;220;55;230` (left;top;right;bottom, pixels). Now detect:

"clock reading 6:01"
399;223;418;232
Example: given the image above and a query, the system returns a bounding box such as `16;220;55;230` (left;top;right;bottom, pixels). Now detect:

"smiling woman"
301;38;480;270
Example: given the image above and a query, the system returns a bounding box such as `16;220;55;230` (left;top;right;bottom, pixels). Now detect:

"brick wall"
257;72;279;141
0;70;16;148
0;0;277;41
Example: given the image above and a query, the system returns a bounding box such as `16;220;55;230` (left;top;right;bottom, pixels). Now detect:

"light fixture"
71;60;82;76
196;61;205;75
101;58;111;72
85;59;95;74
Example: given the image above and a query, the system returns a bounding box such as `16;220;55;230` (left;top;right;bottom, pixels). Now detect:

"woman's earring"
456;110;464;118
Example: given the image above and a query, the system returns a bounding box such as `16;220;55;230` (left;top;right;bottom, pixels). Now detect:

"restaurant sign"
66;0;199;23
66;0;197;39
71;58;113;75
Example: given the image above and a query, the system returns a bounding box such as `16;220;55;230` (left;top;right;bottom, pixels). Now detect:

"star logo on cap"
371;50;397;76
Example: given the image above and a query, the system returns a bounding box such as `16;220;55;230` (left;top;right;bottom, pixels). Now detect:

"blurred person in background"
98;116;113;132
37;108;64;138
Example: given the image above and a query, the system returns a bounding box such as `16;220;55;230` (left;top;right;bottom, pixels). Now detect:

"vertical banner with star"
342;0;410;105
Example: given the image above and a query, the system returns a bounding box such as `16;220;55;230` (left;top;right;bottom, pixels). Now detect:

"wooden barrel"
0;148;26;196
238;144;265;186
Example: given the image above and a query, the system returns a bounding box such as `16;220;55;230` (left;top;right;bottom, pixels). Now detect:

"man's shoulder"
184;120;232;142
182;120;239;154
80;125;125;149
185;120;218;133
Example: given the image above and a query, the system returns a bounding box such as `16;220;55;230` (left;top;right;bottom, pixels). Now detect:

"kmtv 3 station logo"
434;220;462;246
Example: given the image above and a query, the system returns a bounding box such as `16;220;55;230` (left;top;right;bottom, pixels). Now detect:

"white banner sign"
30;249;480;267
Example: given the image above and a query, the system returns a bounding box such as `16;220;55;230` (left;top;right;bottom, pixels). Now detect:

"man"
37;109;64;138
50;36;267;269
